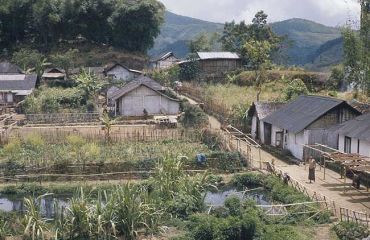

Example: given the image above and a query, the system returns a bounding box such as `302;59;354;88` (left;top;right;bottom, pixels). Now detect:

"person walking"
308;156;316;183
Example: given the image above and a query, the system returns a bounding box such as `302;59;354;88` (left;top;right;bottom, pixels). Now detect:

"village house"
42;68;66;83
104;63;142;82
195;52;242;80
247;101;285;143
109;76;180;117
150;52;180;70
0;62;37;106
261;95;361;160
334;113;370;157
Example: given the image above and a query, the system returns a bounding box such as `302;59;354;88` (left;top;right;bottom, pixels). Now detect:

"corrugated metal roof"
247;102;285;119
262;95;354;133
0;75;25;81
0;74;37;91
111;76;166;101
197;52;240;60
336;113;370;142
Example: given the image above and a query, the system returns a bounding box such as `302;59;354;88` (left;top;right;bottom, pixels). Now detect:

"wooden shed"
42;68;66;83
110;76;180;117
262;95;361;160
196;52;242;81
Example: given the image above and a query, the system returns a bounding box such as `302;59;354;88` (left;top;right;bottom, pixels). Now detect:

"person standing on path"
308;156;316;183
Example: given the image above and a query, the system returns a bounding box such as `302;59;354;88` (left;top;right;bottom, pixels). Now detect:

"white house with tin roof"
0;62;37;106
109;76;180;117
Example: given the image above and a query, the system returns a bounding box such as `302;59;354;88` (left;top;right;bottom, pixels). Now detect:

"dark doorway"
264;122;272;145
344;136;351;153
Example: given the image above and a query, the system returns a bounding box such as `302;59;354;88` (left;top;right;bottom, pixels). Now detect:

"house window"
344;136;351;153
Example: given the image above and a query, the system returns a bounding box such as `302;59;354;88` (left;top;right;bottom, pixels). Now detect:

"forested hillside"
151;12;343;68
0;0;165;53
149;11;223;57
270;18;342;66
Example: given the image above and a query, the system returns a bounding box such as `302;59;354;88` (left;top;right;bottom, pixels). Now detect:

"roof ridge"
303;95;344;102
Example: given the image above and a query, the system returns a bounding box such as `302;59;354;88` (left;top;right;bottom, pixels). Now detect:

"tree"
31;0;62;49
189;33;212;53
283;79;309;101
342;27;365;91
328;65;345;91
101;112;116;142
74;69;106;103
110;0;165;52
50;49;78;78
243;39;272;101
11;49;49;76
359;0;370;94
0;0;33;49
220;11;281;62
179;55;200;81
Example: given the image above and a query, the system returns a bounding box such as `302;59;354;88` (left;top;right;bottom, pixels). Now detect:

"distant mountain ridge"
150;11;343;69
149;11;223;58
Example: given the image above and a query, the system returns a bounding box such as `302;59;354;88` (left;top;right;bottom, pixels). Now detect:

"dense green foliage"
283;78;310;101
0;157;209;239
333;222;370;240
21;87;85;114
221;11;281;64
0;0;165;52
180;102;209;128
0;135;210;172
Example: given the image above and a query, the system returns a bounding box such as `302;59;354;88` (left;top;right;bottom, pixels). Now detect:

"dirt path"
178;92;370;215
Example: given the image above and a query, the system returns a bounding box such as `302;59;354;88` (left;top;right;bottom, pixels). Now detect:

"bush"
22;87;84;114
261;225;304;240
179;59;200;81
188;214;218;240
207;152;244;172
201;129;223;151
180;102;209;128
216;217;242;240
231;173;264;189
283;78;309;101
225;196;242;216
168;192;200;218
333;222;370;240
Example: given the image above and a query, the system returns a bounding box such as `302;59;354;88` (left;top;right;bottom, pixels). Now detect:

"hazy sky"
160;0;361;27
